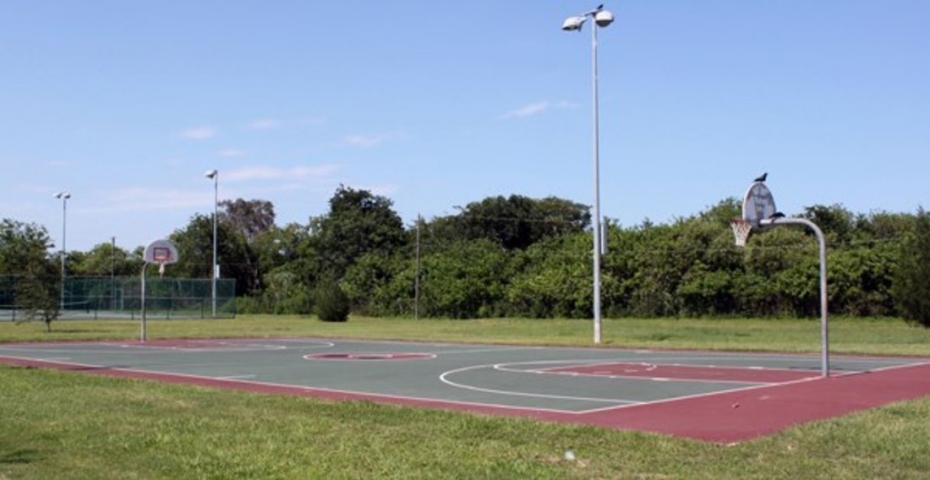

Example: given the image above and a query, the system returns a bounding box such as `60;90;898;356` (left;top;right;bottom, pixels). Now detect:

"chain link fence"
0;276;236;321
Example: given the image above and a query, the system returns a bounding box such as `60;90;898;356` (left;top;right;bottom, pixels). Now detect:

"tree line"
2;185;929;326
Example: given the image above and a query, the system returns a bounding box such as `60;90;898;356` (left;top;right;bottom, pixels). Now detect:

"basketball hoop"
730;218;752;247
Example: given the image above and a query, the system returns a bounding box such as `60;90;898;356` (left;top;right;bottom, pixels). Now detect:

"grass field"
2;315;930;479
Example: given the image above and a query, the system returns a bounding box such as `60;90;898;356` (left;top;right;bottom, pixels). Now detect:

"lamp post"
54;191;71;312
562;5;614;344
205;169;218;318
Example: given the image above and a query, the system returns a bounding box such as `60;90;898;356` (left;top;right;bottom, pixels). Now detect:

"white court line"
110;342;289;352
433;346;542;355
439;363;642;405
0;343;288;354
4;353;928;417
494;360;780;385
0;355;589;415
219;374;256;380
525;360;825;384
576;360;930;415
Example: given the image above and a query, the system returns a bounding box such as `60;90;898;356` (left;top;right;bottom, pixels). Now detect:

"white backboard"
742;182;777;227
143;239;179;265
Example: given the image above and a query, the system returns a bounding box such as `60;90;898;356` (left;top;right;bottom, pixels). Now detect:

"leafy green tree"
891;208;930;327
218;198;276;244
828;246;895;316
315;278;350;322
0;219;53;275
16;259;60;331
264;271;312;314
0;219;59;330
738;227;814;316
69;241;141;277
311;185;406;281
341;252;406;315
453;195;590;251
418;239;512;319
697;198;742;226
854;211;914;243
802;204;855;245
508;232;592;318
623;223;680;317
169;214;255;296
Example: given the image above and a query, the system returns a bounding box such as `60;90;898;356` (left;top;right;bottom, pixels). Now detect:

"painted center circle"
305;352;435;361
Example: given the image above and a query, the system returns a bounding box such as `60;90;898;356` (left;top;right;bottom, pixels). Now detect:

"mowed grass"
2;315;930;478
2;314;930;356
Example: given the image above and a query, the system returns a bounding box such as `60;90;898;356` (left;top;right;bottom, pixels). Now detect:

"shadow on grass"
0;448;43;465
47;329;109;334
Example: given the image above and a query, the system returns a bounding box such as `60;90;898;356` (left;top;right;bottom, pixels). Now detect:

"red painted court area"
581;363;930;443
544;361;819;383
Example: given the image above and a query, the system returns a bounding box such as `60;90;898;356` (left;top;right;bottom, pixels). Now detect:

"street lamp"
54;191;71;312
204;169;218;318
562;5;614;344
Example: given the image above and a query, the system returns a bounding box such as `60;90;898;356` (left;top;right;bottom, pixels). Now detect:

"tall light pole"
205;169;218;318
54;191;71;312
562;5;614;344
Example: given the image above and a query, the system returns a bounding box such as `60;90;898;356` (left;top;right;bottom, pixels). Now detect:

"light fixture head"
594;10;614;27
54;191;70;199
561;16;587;31
205;169;218;179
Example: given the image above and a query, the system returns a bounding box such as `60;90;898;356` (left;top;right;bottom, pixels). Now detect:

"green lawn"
3;314;930;356
2;315;930;479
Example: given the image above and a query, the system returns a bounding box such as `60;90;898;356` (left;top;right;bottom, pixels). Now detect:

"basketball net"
730;218;752;247
158;263;166;277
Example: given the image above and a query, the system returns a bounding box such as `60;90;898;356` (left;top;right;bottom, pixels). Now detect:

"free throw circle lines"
304;352;436;361
439;362;643;405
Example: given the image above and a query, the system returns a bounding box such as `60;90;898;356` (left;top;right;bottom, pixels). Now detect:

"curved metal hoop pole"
761;217;830;377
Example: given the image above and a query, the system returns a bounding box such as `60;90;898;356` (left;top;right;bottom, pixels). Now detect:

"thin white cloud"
555;100;582;109
246;118;280;130
218;149;247;158
223;164;340;182
100;187;210;212
501;101;550;120
500;100;579;120
86;164;339;215
180;126;217;140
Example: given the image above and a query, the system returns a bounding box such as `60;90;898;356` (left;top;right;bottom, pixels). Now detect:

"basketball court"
2;337;928;443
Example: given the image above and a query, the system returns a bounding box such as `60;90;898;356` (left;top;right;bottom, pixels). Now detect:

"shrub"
315;280;350;322
892;208;930;327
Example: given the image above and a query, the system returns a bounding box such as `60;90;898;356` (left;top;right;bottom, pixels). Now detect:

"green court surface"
0;338;916;415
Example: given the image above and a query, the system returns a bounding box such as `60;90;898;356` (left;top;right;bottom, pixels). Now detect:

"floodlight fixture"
205;169;218;179
594;10;614;27
562;16;587;31
562;5;614;31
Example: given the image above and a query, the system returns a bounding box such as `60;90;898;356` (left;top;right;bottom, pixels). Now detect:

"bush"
892;208;930;327
315;280;350;322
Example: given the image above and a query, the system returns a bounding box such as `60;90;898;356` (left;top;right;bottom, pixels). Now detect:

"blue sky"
1;1;927;252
